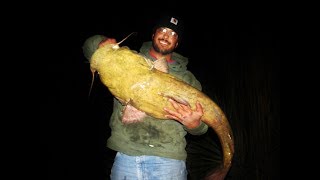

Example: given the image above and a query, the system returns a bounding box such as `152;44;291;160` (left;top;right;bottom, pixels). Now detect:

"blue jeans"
110;152;187;180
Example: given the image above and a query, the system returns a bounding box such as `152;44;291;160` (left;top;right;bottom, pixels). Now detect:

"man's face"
152;27;179;55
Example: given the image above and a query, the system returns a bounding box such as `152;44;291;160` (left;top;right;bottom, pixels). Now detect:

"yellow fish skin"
90;43;234;180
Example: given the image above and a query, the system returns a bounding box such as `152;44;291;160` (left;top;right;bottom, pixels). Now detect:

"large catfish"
89;42;234;180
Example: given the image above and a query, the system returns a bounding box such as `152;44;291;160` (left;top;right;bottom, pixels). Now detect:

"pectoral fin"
153;57;169;73
121;99;146;124
158;92;190;107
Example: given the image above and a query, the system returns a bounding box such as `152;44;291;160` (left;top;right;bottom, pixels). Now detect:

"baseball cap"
153;15;184;38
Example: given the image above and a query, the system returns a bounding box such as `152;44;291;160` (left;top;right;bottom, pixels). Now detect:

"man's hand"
164;99;203;129
98;38;117;47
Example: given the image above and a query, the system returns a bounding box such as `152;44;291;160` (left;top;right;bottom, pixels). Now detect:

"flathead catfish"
90;43;234;180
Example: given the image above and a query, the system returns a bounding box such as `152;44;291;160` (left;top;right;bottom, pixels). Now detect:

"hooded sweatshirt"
106;41;208;161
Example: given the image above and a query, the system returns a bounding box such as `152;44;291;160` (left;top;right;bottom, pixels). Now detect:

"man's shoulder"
139;41;152;55
172;52;187;61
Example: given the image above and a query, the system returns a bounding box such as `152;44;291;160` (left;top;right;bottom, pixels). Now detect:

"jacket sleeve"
184;121;208;135
181;71;202;91
82;35;107;60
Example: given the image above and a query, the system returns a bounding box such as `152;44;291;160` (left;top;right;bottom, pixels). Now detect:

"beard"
152;39;175;55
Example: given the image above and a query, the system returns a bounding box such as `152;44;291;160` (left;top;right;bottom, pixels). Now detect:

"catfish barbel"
89;42;234;180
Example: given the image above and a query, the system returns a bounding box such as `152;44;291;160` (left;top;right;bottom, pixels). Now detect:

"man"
83;15;208;180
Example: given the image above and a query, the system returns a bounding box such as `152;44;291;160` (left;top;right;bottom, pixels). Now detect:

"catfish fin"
153;57;168;73
158;92;190;107
121;99;146;124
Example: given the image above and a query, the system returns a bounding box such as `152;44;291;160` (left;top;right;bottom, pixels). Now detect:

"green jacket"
107;41;208;161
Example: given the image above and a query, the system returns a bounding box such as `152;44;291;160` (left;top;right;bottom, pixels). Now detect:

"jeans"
110;152;187;180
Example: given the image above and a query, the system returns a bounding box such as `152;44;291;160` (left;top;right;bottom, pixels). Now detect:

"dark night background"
48;7;280;180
